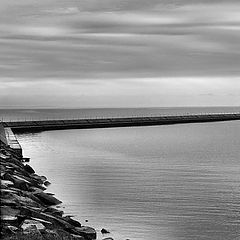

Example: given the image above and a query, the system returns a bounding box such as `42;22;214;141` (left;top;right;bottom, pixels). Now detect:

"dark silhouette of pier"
2;113;240;132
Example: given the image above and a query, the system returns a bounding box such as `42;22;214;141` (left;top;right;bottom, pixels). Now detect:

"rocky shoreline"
0;141;97;240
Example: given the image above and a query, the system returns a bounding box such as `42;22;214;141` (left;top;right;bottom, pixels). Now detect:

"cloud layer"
0;0;240;107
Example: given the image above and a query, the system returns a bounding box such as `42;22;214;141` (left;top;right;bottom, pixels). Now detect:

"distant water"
16;117;240;240
1;106;240;122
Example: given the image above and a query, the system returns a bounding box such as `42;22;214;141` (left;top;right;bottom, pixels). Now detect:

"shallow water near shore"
16;120;240;240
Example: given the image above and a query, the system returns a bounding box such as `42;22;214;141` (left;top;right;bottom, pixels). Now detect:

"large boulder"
1;180;14;188
44;180;51;187
1;206;20;220
21;219;46;231
19;206;76;230
24;164;35;174
3;173;29;191
43;207;64;217
75;226;97;240
63;216;81;228
31;174;47;184
13;173;46;190
34;192;62;206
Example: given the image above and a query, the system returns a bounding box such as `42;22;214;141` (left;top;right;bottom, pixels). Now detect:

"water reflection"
17;121;240;240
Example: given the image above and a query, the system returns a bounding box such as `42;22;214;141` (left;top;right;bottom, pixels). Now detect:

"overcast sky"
0;0;240;108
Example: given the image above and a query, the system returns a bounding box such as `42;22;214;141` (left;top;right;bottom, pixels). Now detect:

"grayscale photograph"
0;1;240;240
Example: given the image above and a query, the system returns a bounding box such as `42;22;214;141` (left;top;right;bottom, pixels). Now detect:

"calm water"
1;106;240;121
16;119;240;240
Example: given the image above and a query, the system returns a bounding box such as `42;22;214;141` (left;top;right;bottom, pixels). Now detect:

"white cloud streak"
0;0;240;107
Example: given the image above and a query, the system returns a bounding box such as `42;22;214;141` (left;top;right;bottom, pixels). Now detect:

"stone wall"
0;123;8;146
4;128;22;157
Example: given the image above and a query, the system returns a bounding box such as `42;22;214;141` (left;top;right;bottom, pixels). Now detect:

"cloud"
19;26;68;37
0;0;240;107
44;7;80;15
1;77;240;108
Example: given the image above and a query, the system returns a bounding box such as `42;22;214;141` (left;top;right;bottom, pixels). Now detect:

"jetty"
2;113;240;132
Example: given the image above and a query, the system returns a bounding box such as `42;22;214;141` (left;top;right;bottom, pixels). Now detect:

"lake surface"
16;119;240;240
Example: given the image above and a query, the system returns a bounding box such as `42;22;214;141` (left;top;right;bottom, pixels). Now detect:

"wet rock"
1;142;97;240
2;163;32;180
6;225;18;232
20;195;42;207
1;197;18;207
41;229;85;240
30;186;45;194
21;227;43;240
40;175;47;181
1;226;18;237
70;233;85;240
1;184;8;189
19;206;76;230
1;206;20;221
30;217;52;227
5;157;23;168
4;173;30;191
22;157;30;162
24;164;35;174
45;192;55;196
13;174;31;184
4;192;43;210
41;229;59;240
1;180;14;188
63;216;82;228
44;180;51;186
101;228;110;234
34;192;62;206
3;172;14;182
1;215;18;221
43;207;64;217
0;164;6;172
75;226;97;240
29;185;47;193
14;172;46;190
23;192;45;206
31;174;47;184
1;188;18;195
33;174;47;182
14;179;30;191
0;153;9;159
21;219;46;231
57;229;85;240
1;171;5;178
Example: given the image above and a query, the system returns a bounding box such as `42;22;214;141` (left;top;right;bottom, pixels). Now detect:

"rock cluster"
0;142;97;240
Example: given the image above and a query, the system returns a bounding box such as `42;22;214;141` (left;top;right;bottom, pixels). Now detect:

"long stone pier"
2;113;240;132
0;123;22;156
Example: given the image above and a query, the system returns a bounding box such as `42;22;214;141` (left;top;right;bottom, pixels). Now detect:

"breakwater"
0;123;8;146
0;123;22;156
3;113;240;132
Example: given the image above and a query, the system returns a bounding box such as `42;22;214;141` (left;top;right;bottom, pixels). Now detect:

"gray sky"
0;0;240;108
